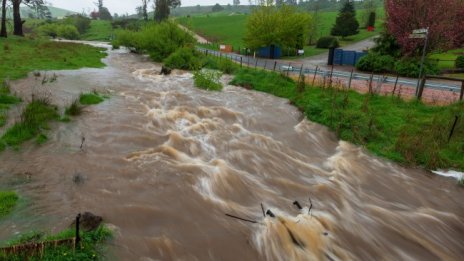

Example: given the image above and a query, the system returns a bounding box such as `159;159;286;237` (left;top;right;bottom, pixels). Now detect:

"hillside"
177;7;385;52
19;5;76;19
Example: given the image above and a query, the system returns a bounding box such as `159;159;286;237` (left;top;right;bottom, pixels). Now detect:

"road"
288;37;377;68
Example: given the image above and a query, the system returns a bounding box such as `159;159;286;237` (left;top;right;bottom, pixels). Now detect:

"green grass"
65;98;83;116
193;69;223;91
79;92;105;105
0;99;59;151
81;20;113;41
178;7;385;56
1;225;112;260
230;69;464;171
0;191;18;219
0;37;106;82
429;48;464;70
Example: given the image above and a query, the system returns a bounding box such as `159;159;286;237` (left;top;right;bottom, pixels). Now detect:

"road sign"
413;28;428;34
409;34;426;39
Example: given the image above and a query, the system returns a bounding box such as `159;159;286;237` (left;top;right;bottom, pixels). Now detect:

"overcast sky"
46;0;237;15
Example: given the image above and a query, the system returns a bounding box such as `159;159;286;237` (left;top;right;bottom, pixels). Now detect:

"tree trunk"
0;0;7;37
13;0;23;36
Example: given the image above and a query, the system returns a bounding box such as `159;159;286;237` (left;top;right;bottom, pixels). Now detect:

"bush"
63;14;91;34
38;23;58;38
193;69;223;91
316;36;340;49
371;32;402;58
112;21;196;62
38;23;80;40
456;56;464;69
163;47;201;70
394;58;440;78
356;53;395;73
57;25;80;40
218;58;238;74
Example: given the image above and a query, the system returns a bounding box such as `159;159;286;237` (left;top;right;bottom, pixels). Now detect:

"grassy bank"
230;69;464;171
0;99;59;151
0;37;107;140
0;191;18;219
0;37;106;82
0;225;112;260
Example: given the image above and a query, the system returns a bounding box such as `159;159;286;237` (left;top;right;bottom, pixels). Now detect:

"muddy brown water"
1;43;463;261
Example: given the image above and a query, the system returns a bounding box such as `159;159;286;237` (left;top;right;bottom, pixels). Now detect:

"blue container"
258;45;281;59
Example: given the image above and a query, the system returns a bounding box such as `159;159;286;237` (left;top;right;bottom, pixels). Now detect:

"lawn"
429;48;464;70
81;20;114;41
0;37;106;82
178;7;385;57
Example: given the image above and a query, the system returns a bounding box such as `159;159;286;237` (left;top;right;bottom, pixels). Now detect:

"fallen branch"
225;214;257;224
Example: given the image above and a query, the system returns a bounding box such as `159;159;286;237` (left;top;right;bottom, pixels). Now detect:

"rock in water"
71;212;103;231
160;66;172;75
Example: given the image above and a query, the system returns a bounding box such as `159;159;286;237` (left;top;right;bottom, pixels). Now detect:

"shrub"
218;58;238;74
63;14;91;34
112;21;195;62
163;47;201;70
38;23;59;38
57;25;80;40
356;53;395;73
456;56;464;69
193;69;223;91
371;32;402;58
316;36;340;49
394;58;440;78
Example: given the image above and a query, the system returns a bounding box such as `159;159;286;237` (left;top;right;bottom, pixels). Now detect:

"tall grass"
230;69;464;170
0;99;59;150
0;191;18;219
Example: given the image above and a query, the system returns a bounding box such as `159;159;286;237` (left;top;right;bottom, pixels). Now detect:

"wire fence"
199;48;464;103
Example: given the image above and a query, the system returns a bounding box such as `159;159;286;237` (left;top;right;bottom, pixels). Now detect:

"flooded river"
0;44;463;260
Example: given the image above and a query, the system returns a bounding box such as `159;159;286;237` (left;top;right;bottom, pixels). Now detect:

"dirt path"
178;24;209;44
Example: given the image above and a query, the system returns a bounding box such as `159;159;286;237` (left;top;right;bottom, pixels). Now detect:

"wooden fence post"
75;213;81;249
312;66;319;86
348;69;354;89
460;81;464;101
273;61;277;71
392;74;399;95
417;76;427;100
240;57;243;68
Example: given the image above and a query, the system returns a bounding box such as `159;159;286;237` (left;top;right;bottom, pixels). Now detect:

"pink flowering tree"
385;0;464;55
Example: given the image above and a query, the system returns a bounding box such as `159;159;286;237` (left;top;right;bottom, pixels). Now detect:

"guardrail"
198;48;463;96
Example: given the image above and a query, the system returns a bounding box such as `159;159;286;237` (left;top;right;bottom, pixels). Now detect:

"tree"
154;0;181;22
212;3;224;12
385;0;464;55
360;0;376;28
330;0;359;38
233;0;240;6
1;0;7;37
244;5;311;50
95;0;112;20
12;0;23;36
141;0;149;21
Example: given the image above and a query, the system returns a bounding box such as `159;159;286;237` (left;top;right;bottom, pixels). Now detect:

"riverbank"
230;68;464;173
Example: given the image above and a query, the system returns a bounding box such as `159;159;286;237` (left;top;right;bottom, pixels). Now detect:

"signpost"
410;28;429;96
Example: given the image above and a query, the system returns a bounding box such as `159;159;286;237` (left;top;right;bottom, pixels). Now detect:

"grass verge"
230;69;464;171
0;191;18;219
0;225;112;260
